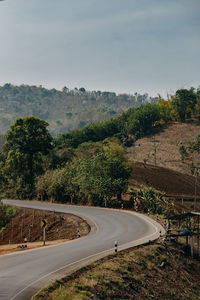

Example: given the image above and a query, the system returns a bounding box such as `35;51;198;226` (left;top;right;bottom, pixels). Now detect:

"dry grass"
127;121;200;175
35;242;200;300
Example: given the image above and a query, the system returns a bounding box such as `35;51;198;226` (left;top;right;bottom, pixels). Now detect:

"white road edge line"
11;214;161;300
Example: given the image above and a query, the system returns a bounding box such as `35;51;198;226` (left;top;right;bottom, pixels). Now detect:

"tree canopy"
172;88;197;122
5;116;52;155
2;116;52;198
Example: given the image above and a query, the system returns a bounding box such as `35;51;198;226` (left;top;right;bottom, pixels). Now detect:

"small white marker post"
114;241;118;253
77;228;80;238
24;237;27;248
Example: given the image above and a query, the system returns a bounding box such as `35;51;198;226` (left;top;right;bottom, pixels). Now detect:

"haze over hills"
0;83;158;136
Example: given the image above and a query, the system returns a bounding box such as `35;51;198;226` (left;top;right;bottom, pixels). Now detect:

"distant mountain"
0;83;158;136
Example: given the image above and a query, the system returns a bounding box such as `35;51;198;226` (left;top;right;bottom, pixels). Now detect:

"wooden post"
21;219;23;238
11;218;13;242
190;236;194;257
29;228;31;242
194;167;198;211
198;216;200;257
43;227;46;246
32;210;35;227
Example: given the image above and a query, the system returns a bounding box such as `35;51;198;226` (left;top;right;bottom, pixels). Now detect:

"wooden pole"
194;166;198;211
32;209;35;227
43;227;46;246
198;216;200;257
11;218;13;242
190;236;194;257
29;228;31;242
21;219;23;238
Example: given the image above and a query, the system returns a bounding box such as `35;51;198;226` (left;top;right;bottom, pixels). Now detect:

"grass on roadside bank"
35;241;200;300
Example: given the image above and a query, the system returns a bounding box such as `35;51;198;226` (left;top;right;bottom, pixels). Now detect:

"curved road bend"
1;200;164;300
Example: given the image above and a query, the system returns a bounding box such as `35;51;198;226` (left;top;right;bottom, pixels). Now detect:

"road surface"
1;200;164;300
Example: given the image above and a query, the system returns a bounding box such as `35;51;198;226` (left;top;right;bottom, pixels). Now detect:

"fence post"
190;236;194;257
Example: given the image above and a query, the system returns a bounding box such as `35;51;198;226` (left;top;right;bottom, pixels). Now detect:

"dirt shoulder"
0;207;90;255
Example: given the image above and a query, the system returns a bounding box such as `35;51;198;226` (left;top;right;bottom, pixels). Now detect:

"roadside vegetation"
35;242;200;300
0;201;17;231
0;86;200;299
0;86;199;203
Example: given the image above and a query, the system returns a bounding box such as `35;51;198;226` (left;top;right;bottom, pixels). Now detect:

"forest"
0;84;158;136
0;86;199;207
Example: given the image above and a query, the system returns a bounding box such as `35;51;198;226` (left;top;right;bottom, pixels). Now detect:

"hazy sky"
0;0;199;96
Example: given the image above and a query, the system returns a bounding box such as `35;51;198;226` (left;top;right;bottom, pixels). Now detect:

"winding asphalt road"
0;200;164;300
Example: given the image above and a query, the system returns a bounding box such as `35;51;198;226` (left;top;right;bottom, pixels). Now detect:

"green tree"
36;168;70;202
188;134;200;153
71;152;131;206
0;201;17;229
3;116;53;198
172;88;197;122
127;104;161;138
179;144;188;162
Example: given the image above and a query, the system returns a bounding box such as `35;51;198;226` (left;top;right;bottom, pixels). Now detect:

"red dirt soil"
0;208;90;254
130;162;200;200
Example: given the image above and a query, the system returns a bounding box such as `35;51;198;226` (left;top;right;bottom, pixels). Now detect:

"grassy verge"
35;241;200;300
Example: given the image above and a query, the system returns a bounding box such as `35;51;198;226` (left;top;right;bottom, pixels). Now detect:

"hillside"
0;207;90;255
0;84;158;136
127;121;200;175
129;162;200;205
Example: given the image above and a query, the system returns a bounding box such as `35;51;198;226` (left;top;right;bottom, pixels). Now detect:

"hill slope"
127;121;200;175
0;84;158;135
130;162;200;203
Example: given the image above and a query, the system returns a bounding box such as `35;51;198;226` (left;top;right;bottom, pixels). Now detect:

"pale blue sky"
0;0;199;96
